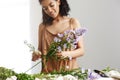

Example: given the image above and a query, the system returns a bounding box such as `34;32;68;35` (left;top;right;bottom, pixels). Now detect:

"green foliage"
33;73;56;80
33;68;88;80
0;67;35;80
1;66;119;80
46;42;57;57
102;67;114;72
0;67;16;80
46;39;71;57
51;68;88;80
16;73;35;80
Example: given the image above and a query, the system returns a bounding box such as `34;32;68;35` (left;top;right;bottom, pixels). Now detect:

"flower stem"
24;60;41;73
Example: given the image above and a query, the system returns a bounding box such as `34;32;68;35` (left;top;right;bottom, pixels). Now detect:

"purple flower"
69;30;75;34
88;71;101;80
64;30;70;35
75;36;80;42
50;27;87;56
63;44;67;49
57;33;64;38
57;46;62;52
68;33;75;39
54;37;61;42
66;37;71;43
75;28;87;36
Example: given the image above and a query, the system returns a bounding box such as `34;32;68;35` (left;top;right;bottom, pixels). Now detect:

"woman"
32;0;85;73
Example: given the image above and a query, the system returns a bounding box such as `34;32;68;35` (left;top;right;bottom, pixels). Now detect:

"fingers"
56;52;67;59
32;54;39;61
34;50;41;55
56;52;62;57
32;50;41;61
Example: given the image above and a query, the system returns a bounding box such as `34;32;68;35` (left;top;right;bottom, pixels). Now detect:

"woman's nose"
47;7;52;13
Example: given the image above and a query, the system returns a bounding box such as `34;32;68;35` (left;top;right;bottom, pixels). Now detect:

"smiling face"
41;0;60;18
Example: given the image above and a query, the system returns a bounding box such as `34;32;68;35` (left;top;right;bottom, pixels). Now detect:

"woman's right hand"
32;50;41;61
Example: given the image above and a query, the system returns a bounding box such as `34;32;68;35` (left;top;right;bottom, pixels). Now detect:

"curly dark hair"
39;0;70;25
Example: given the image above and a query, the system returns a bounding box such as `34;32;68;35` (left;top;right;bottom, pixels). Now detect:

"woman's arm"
61;36;85;58
32;23;43;61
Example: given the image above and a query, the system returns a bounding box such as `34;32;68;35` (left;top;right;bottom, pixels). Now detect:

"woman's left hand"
60;51;70;57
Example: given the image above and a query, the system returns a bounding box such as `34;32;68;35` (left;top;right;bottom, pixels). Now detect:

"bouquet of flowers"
46;27;87;58
24;27;87;58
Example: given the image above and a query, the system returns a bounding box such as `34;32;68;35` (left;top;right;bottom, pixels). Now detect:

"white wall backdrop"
68;0;120;70
30;0;42;74
0;0;32;73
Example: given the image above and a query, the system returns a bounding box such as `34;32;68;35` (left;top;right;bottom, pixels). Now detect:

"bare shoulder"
39;23;44;31
70;18;81;29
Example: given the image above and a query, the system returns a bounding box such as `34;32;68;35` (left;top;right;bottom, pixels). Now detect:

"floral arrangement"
0;67;88;80
1;66;120;80
46;27;87;57
24;27;87;57
38;27;87;71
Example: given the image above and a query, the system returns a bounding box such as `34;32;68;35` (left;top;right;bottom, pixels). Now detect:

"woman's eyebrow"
42;2;53;8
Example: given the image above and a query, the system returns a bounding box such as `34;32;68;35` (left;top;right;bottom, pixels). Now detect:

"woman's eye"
50;4;54;7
